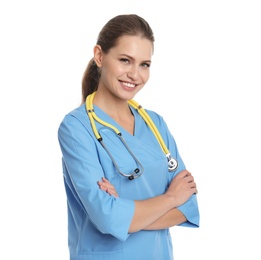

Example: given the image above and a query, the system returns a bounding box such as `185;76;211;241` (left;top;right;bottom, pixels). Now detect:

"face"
94;35;153;101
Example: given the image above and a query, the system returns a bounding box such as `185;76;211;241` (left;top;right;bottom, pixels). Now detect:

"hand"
165;170;197;207
97;177;119;197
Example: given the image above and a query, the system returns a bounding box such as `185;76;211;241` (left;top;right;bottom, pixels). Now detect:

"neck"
93;91;132;119
90;91;135;135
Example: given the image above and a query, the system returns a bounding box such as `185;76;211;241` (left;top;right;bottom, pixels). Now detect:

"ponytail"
81;58;100;104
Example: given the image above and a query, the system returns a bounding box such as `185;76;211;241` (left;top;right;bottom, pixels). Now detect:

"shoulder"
61;104;88;124
144;108;166;127
58;104;92;133
64;104;87;119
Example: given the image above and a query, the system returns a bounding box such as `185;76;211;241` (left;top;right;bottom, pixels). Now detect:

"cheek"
105;62;125;76
101;65;119;80
101;58;118;74
140;69;150;83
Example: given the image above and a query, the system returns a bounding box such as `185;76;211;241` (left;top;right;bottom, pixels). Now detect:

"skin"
93;35;151;134
93;35;197;233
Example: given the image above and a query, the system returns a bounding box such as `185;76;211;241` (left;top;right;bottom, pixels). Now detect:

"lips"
121;81;137;88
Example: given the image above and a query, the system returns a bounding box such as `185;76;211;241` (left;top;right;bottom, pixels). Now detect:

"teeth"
122;82;135;88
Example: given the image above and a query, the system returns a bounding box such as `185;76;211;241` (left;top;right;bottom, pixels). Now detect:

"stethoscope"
86;91;178;180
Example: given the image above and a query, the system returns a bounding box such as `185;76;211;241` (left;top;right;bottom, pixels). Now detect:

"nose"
127;65;139;79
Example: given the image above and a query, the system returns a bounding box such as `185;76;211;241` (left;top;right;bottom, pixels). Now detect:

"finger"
187;176;194;183
98;180;112;190
183;175;194;184
99;178;119;197
184;171;191;177
101;177;116;190
107;188;118;197
191;184;198;194
176;170;191;179
99;177;110;186
102;177;111;183
97;181;107;191
98;183;118;197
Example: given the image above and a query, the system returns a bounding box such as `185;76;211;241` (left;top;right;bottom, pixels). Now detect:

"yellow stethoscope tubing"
86;91;178;173
87;92;169;156
127;99;170;156
87;91;121;139
86;92;144;179
127;99;178;171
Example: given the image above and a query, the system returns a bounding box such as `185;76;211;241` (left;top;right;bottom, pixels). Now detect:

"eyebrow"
120;54;151;64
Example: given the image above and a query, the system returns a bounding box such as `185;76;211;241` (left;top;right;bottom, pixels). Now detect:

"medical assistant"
58;103;200;260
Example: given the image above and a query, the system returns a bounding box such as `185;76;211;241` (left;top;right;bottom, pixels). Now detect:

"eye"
120;58;130;64
141;63;150;68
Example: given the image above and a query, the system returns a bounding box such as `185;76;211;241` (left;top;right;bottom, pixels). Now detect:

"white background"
1;1;260;259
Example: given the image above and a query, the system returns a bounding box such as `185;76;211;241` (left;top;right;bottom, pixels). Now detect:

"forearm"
98;170;197;233
129;194;178;233
143;208;186;230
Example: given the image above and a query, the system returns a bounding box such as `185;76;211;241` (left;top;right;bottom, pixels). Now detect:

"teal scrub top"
58;103;200;260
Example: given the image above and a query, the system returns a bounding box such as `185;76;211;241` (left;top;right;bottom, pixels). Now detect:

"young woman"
58;14;200;260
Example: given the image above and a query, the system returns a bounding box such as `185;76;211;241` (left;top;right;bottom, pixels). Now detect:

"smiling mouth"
121;81;137;88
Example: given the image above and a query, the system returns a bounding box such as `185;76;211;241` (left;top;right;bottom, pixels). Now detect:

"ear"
93;45;103;68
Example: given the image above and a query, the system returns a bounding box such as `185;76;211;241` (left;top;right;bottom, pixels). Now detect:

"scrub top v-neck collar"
92;104;139;137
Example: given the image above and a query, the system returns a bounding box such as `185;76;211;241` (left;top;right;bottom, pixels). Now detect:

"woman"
58;14;200;260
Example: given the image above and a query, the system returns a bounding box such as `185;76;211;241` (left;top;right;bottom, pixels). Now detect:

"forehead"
110;35;153;59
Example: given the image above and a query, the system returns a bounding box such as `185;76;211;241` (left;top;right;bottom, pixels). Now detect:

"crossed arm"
98;170;197;232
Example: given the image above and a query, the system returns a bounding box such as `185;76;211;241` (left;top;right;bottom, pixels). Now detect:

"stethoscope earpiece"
128;168;140;180
128;175;135;180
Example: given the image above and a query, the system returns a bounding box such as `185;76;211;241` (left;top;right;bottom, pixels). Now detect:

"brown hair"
81;14;155;103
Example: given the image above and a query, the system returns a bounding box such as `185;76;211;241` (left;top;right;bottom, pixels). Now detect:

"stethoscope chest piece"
167;155;178;172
